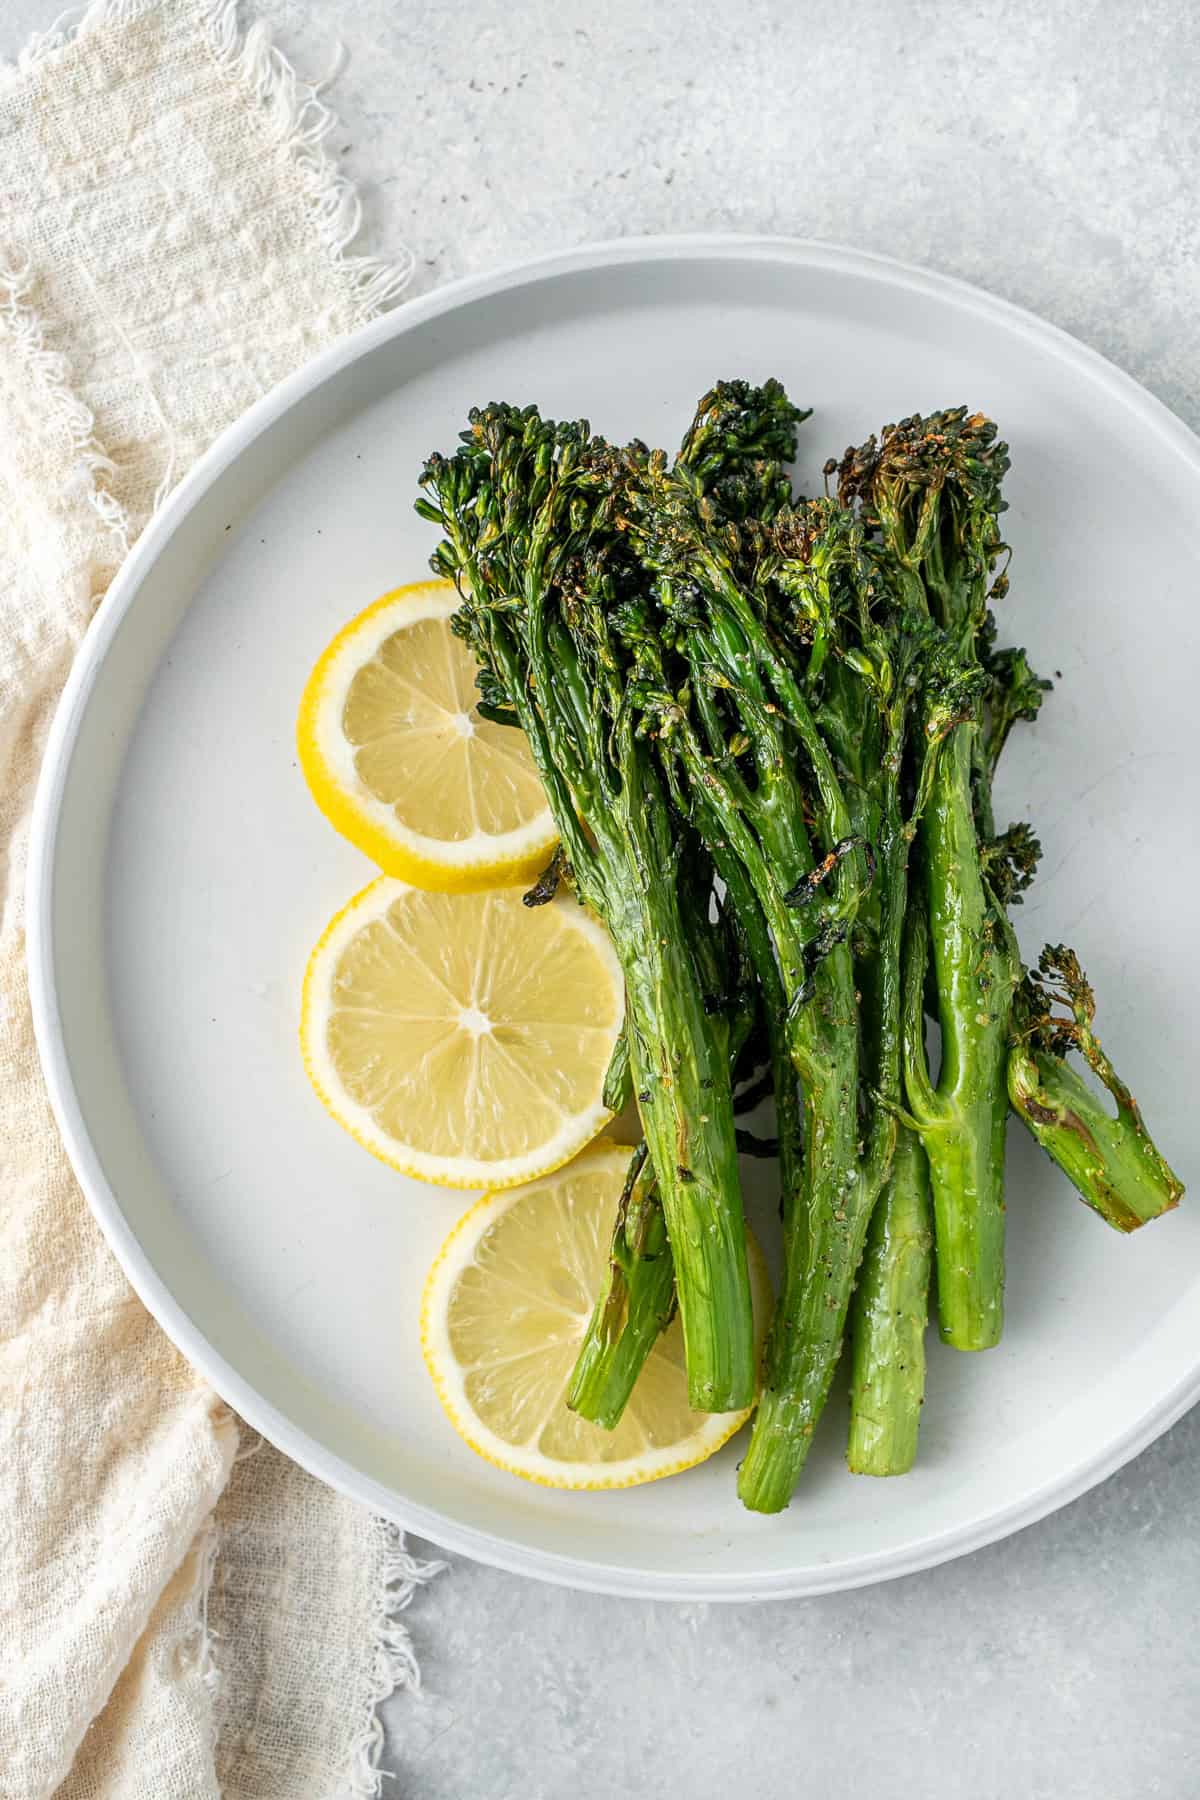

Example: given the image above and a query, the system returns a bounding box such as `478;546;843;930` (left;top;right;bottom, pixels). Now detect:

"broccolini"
417;379;1184;1514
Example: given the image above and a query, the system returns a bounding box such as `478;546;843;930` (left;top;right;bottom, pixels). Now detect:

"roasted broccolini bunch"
417;381;1184;1515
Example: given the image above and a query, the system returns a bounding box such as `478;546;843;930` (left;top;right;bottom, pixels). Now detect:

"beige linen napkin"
0;4;440;1796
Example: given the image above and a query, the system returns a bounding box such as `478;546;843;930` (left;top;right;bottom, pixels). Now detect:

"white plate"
29;238;1200;1601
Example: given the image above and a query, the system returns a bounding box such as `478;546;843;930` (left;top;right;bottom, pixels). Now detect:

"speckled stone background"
6;2;1199;1796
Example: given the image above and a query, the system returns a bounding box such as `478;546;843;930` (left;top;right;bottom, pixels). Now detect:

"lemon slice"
421;1145;772;1488
301;877;623;1189
298;580;557;891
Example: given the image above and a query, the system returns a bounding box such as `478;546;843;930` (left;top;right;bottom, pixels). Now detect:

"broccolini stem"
664;694;808;994
834;406;1017;1351
737;937;870;1512
569;862;781;1432
601;1028;633;1114
659;566;888;1506
508;647;748;1390
739;748;905;1510
847;770;925;1469
669;649;887;1504
1007;946;1183;1231
571;845;769;1427
847;1126;933;1475
494;599;748;1390
912;726;1017;1350
975;633;1182;1231
717;851;806;1234
1008;1048;1182;1231
567;1147;678;1427
614;886;754;1412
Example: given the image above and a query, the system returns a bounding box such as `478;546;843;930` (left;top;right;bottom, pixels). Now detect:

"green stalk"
569;846;805;1431
833;408;1017;1354
650;669;881;1505
570;841;767;1425
737;940;870;1511
601;1027;633;1114
846;741;930;1471
1008;1050;1182;1231
738;706;903;1511
568;843;796;1429
1007;946;1183;1231
975;634;1182;1231
568;831;750;1408
912;726;1018;1349
714;849;805;1240
847;1126;933;1475
661;665;887;1508
596;836;752;1411
567;1147;677;1427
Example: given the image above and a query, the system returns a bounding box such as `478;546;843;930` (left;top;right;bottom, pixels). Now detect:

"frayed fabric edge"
0;0;413;338
203;0;415;329
1;0;413;513
0;256;132;559
0;1;170;89
346;1522;447;1800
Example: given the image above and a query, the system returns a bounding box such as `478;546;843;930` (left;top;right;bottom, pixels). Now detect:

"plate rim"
27;232;1200;1601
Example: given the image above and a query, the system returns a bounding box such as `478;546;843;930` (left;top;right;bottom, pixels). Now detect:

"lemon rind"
297;581;557;890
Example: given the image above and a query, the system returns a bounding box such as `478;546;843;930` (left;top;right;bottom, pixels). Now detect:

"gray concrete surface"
6;1;1199;1795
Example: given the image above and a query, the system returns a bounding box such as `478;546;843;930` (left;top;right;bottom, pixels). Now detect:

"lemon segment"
298;580;557;891
301;878;623;1189
421;1145;773;1488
